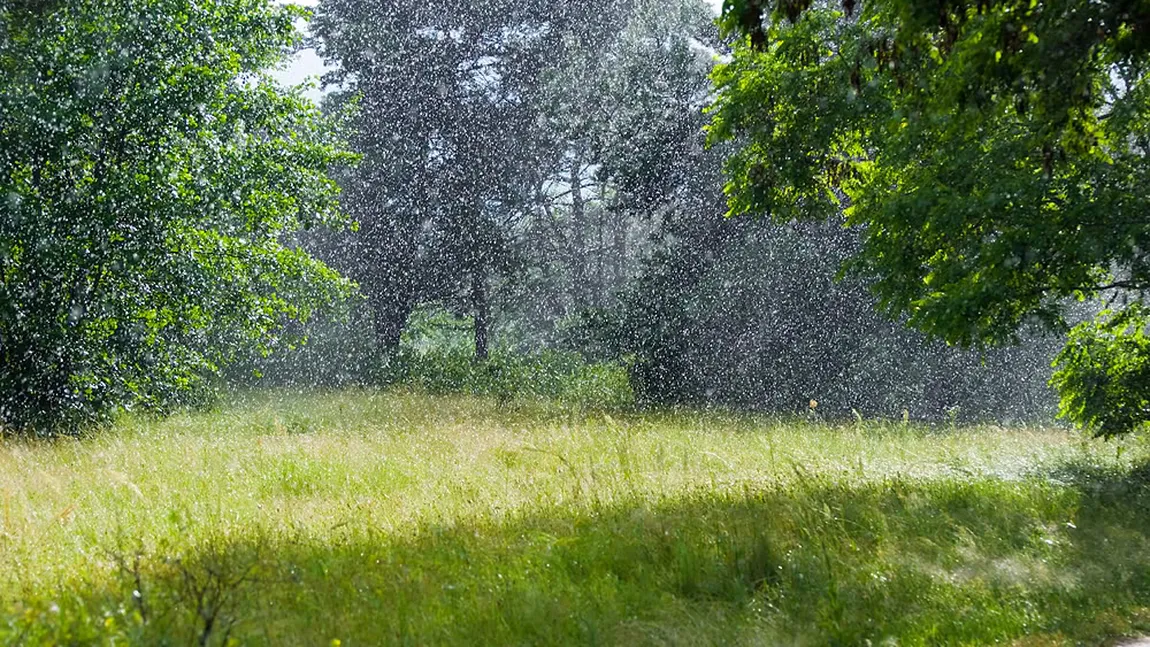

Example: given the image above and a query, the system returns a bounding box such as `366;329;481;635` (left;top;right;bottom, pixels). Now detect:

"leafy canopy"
711;0;1150;435
0;0;356;433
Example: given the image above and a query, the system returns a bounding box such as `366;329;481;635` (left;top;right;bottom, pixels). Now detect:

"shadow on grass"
8;467;1150;646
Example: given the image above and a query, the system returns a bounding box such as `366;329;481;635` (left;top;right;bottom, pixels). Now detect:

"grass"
2;389;1150;645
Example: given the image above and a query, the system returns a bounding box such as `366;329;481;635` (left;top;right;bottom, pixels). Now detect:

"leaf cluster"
711;0;1150;434
0;0;355;433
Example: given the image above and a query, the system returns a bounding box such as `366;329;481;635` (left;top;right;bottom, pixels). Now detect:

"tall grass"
1;390;1149;645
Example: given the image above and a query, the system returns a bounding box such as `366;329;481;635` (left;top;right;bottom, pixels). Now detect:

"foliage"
1053;305;1150;437
711;0;1150;434
4;392;1150;644
395;349;635;412
311;0;722;361
392;307;635;411
312;0;626;358
608;212;1057;420
0;0;355;433
233;304;635;410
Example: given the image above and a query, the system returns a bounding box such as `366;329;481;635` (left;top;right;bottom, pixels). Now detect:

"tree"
0;0;355;433
711;0;1150;434
501;0;721;345
314;0;623;360
616;211;1057;419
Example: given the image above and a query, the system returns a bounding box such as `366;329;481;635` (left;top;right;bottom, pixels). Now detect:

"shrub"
393;307;634;410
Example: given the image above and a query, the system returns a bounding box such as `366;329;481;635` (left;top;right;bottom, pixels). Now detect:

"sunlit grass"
2;389;1149;644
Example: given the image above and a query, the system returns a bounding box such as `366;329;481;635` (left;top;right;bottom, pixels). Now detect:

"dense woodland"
2;0;1147;434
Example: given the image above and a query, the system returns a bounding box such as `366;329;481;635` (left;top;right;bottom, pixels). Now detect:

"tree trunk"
369;292;412;353
472;269;489;361
612;206;627;291
360;219;418;355
569;155;588;311
596;181;606;305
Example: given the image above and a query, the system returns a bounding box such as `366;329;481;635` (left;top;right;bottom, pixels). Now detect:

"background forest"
0;0;1081;437
237;0;1059;425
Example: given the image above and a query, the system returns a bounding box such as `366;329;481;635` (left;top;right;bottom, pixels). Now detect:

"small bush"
393;348;633;411
391;307;634;410
233;305;634;410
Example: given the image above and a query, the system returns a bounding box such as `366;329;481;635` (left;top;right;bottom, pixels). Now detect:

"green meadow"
3;390;1150;645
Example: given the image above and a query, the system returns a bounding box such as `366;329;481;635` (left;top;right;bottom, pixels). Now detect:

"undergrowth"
234;305;636;412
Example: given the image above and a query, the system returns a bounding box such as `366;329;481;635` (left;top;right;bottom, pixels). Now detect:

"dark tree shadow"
8;468;1150;646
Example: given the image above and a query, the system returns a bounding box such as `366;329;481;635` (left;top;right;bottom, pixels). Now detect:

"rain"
2;0;1150;643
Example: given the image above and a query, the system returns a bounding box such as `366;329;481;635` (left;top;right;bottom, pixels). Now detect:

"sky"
272;0;726;101
271;0;326;100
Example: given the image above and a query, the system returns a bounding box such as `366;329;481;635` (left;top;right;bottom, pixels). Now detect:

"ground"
2;389;1150;645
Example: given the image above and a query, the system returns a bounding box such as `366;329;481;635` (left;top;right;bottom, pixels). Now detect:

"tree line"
1;0;1122;434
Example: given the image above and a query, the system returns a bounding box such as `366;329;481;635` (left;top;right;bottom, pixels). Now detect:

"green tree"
711;0;1150;435
314;0;624;361
503;0;720;345
0;0;355;433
